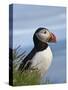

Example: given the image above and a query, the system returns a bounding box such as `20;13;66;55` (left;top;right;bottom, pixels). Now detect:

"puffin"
18;27;56;77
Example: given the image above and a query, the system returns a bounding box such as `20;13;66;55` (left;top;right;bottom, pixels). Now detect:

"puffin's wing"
18;47;37;71
18;59;32;71
18;50;34;71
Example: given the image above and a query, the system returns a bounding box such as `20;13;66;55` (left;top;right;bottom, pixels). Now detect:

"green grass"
13;69;41;86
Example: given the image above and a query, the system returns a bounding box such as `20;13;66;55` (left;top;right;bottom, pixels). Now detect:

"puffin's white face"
36;29;56;43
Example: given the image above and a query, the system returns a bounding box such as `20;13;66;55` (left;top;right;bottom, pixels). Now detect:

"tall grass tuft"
13;69;41;86
12;46;41;86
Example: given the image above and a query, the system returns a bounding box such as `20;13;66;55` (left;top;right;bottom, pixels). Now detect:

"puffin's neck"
34;39;48;51
33;34;48;51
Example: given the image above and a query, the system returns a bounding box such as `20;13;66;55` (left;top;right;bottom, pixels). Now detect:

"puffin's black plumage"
18;27;48;71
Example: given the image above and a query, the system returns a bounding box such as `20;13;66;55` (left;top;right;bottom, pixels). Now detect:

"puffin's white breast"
31;46;53;76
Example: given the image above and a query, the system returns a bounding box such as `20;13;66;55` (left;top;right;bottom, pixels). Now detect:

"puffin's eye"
44;31;46;34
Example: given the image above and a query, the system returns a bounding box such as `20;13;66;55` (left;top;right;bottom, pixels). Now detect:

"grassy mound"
13;69;41;86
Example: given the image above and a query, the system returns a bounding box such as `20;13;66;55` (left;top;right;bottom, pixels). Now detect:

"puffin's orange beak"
49;33;56;43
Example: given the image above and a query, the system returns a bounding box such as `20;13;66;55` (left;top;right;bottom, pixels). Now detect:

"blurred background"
10;4;66;83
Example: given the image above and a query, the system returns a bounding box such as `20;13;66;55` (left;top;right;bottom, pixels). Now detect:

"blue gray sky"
13;4;66;48
12;4;66;83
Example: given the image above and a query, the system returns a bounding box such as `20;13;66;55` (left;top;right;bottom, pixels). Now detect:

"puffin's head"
33;27;56;44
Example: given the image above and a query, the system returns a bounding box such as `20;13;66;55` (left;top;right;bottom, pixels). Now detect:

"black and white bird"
18;27;56;77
